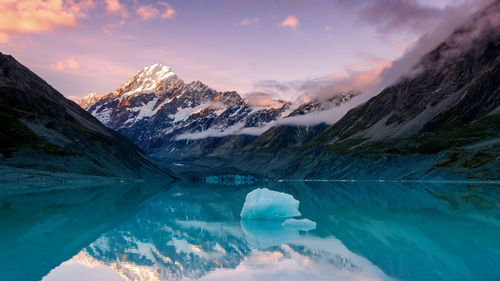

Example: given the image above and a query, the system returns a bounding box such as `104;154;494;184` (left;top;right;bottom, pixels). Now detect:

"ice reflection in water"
0;180;499;281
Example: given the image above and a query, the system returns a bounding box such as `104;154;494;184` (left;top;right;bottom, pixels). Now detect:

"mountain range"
79;0;500;181
1;0;498;182
214;0;500;180
79;63;357;161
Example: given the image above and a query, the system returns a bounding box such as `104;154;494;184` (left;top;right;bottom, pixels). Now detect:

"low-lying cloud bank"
245;92;286;107
174;95;365;140
375;0;497;93
253;54;390;104
256;1;495;120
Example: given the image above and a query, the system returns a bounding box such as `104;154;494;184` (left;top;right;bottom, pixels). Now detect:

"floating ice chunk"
240;188;301;220
282;218;316;231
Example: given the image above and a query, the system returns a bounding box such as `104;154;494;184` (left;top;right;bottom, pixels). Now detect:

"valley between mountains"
1;0;500;182
78;1;500;181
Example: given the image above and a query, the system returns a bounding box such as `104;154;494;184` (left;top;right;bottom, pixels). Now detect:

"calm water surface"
0;180;499;281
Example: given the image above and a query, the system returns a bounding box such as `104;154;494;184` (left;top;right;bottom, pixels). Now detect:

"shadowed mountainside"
184;1;500;180
0;53;171;180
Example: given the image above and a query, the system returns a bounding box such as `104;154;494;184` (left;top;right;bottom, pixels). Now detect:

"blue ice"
240;188;301;220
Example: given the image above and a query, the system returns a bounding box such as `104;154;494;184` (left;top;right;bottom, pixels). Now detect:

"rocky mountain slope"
0;53;171;180
188;0;500;180
80;64;356;161
79;1;500;180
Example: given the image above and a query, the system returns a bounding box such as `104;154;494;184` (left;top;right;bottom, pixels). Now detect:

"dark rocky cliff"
0;53;171;179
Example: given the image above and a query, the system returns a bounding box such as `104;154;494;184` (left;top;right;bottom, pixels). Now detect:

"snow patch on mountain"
116;63;180;99
83;63;358;160
132;97;160;121
172;103;210;123
93;106;113;125
77;92;106;110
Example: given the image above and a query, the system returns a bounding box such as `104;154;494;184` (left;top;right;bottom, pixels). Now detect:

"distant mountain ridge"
76;92;105;110
208;0;500;180
173;0;500;180
80;64;356;161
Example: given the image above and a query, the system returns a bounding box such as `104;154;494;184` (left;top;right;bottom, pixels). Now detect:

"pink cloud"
239;17;260;25
136;2;174;21
136;5;160;20
0;0;94;42
51;57;80;71
245;93;282;107
104;0;128;18
279;16;299;30
159;2;175;19
253;53;391;102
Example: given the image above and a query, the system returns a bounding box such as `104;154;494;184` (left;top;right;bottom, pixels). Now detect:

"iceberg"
240;188;301;220
282;218;317;231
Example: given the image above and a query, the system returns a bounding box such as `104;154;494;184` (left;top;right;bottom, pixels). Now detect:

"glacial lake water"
0;180;499;281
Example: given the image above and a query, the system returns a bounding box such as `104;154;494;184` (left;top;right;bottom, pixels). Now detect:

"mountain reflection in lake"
1;180;499;281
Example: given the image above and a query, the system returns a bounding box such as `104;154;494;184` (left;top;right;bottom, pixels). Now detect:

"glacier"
240;188;301;220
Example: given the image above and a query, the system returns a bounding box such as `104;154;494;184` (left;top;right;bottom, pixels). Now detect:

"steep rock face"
0;53;170;179
82;64;308;161
195;1;500;180
317;2;500;143
243;124;330;154
81;65;358;162
241;91;359;154
76;3;500;180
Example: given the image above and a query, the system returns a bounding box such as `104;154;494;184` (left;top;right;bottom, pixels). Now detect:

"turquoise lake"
0;180;499;281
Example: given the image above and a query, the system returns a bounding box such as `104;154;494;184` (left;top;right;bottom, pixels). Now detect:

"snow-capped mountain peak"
83;63;357;161
115;63;183;98
139;63;175;82
77;92;106;109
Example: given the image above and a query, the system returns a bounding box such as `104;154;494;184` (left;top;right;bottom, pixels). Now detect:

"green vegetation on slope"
0;106;75;157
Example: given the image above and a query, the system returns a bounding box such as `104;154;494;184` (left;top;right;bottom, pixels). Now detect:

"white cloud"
254;54;391;103
245;93;283;107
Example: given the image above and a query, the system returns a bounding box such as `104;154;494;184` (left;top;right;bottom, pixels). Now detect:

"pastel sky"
0;0;489;101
